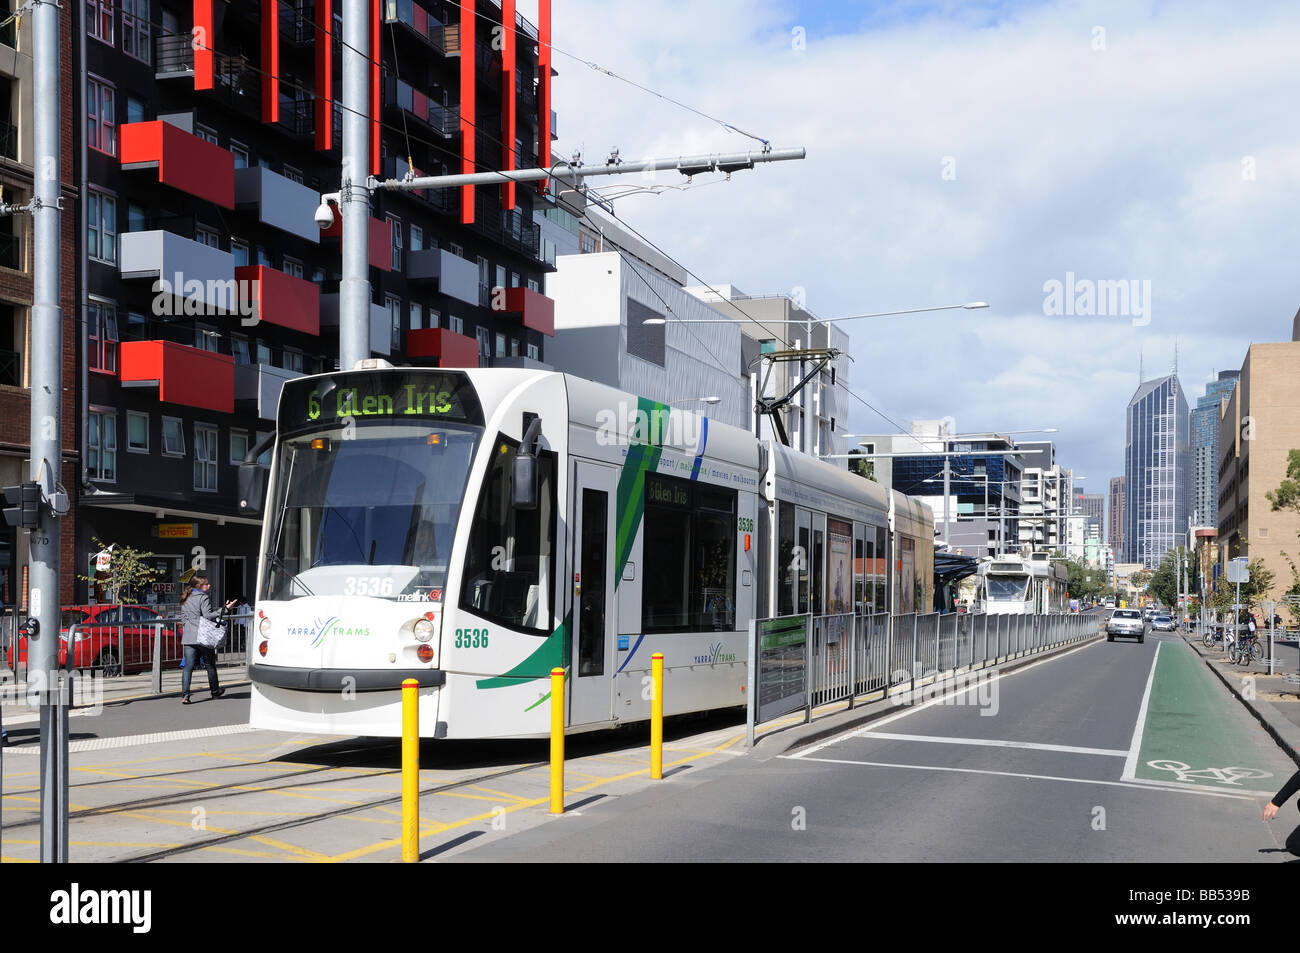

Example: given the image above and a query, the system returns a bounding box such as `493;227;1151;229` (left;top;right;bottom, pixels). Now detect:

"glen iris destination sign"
279;371;485;433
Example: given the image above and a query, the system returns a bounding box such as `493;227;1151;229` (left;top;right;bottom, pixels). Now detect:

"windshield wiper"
267;552;315;597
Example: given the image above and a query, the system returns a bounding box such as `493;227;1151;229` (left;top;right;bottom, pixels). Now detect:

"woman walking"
180;573;237;704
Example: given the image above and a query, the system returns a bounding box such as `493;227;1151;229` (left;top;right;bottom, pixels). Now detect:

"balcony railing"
156;33;194;77
384;0;445;53
0;349;20;387
469;194;539;259
275;95;315;138
278;0;315;44
382;156;456;215
385;76;459;137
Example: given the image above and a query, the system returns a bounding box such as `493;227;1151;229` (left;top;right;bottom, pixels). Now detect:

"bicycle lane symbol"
1145;760;1272;787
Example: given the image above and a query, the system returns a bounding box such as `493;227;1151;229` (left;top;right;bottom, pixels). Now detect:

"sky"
513;0;1300;492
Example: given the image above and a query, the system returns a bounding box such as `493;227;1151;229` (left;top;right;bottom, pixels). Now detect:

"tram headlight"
259;617;272;637
413;619;434;642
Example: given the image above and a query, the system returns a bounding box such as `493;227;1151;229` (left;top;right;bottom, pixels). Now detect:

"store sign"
95;551;111;572
152;582;176;593
156;523;199;539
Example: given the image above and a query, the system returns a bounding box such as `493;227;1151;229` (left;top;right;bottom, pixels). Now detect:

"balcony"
234;165;321;242
382;156;456;215
120;121;235;208
384;77;459;138
406;248;479;305
383;0;445;53
497;286;554;337
318;210;395;272
278;0;315;45
468;194;540;259
275;95;315;139
319;294;392;357
234;362;305;420
120;230;237;315
156;33;194;78
235;265;321;335
406;329;477;368
120;341;235;414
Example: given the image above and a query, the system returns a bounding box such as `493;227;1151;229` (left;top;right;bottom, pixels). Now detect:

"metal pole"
339;0;372;370
31;0;65;865
943;456;950;546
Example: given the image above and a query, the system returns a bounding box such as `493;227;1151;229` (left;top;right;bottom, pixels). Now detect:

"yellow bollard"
550;667;565;814
651;653;664;779
401;678;420;863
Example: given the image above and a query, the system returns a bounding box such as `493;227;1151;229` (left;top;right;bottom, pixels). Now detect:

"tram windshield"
260;421;482;602
986;576;1030;601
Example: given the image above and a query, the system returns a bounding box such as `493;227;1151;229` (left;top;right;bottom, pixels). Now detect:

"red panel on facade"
501;0;516;210
120;121;235;208
503;286;554;337
371;0;381;175
194;0;215;90
236;265;321;336
407;329;479;367
369;217;393;272
261;0;280;122
120;341;235;414
537;0;551;192
314;0;333;150
459;0;475;223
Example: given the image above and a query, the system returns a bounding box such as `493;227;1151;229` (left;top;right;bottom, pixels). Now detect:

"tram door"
569;461;618;726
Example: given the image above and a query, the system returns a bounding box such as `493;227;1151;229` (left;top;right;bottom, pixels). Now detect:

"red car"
7;604;182;676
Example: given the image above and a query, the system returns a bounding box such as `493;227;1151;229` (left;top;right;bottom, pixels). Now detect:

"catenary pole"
32;0;66;863
338;0;372;372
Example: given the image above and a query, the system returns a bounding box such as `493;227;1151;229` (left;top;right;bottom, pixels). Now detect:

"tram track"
121;758;548;863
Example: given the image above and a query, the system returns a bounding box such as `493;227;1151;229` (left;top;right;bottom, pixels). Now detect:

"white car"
1107;609;1148;643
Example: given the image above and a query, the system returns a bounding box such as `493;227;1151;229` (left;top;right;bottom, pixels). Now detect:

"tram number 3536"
454;628;490;649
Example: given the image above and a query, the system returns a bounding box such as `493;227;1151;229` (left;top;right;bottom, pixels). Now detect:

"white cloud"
542;0;1300;484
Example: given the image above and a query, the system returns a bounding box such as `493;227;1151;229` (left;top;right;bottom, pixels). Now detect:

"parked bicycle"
1230;631;1264;665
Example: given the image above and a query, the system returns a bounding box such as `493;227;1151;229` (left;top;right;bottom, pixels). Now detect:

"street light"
668;396;720;406
640;301;990;326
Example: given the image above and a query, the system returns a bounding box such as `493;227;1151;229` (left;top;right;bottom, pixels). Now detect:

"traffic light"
2;482;41;529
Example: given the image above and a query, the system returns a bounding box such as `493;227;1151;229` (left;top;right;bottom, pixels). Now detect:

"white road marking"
789;639;1102;759
843;731;1127;758
782;755;1257;801
1122;641;1162;781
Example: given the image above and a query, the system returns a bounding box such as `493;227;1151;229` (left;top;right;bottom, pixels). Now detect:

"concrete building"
546;251;748;428
1124;374;1190;568
1215;341;1300;618
1190;370;1240;528
1017;442;1073;553
685;286;851;465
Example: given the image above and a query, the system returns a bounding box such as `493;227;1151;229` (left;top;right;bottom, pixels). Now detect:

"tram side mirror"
512;452;538;510
238;464;268;515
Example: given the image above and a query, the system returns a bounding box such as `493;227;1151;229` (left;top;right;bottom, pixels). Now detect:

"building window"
194;325;219;352
527;277;539;292
495;332;506;357
231;334;250;365
283;256;304;280
195;225;220;248
449;314;463;335
194;124;219;145
428;309;440;329
387;294;402;350
231;239;250;268
230;429;249;465
527;343;538;360
88;409;117;481
495;264;505;290
410;224;423;252
88;298;118;373
448;242;463;258
127;202;147;232
230;141;250;169
387;214;402;270
409;302;422;330
256;340;272;365
88;189;117;264
161;418;184;455
194;423;218;490
476;326;490;358
283;347;303;373
282;164;303;184
88;0;114;44
122;0;150;62
88;77;116;155
126;95;147;124
126;410;149;452
510;271;520;288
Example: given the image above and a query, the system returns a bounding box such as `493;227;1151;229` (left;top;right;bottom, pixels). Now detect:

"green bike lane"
1127;637;1294;794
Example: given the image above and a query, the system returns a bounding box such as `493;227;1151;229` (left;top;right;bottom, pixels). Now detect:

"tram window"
777;502;795;617
797;519;810;615
853;524;866;614
460;434;556;633
577;488;607;677
811;524;824;616
642;474;736;633
874;527;888;613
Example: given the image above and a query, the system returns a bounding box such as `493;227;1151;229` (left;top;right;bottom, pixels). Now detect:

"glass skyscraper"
1125;375;1190;567
1189;370;1240;528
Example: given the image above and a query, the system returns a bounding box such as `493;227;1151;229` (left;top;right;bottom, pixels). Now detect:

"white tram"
242;366;934;739
977;552;1069;615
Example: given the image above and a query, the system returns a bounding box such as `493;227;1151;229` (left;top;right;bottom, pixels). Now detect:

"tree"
1209;558;1275;613
78;537;161;604
1147;547;1200;609
1059;556;1107;602
1267;449;1300;602
846;450;875;482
